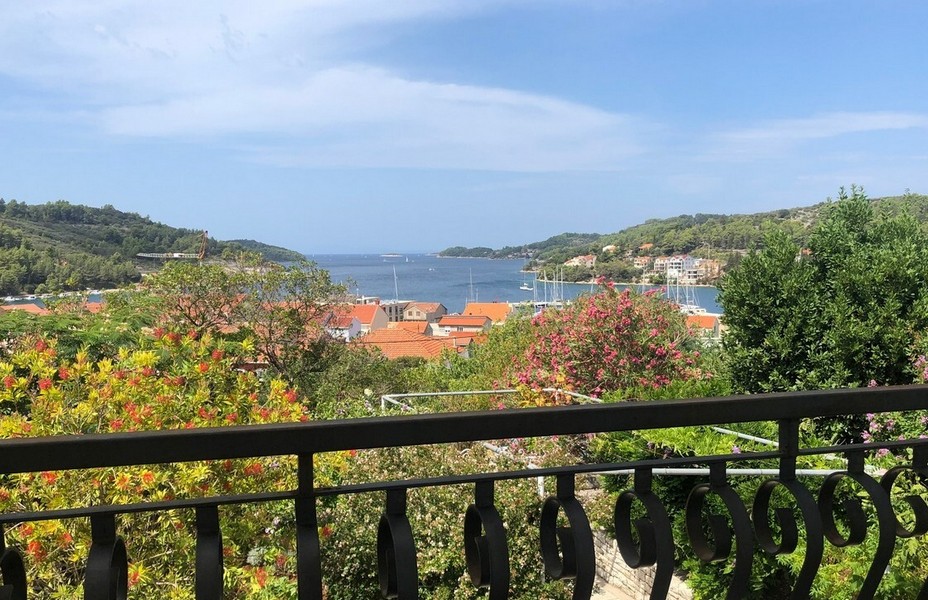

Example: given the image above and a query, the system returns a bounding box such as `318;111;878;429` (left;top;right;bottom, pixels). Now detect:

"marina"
309;254;721;314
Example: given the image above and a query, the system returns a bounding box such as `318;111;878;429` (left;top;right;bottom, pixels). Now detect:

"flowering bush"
515;288;708;399
0;331;347;598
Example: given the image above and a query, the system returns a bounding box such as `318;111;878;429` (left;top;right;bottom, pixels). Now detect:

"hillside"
0;198;303;295
440;191;928;282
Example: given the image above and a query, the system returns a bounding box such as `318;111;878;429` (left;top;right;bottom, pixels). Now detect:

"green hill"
0;198;303;295
440;190;928;282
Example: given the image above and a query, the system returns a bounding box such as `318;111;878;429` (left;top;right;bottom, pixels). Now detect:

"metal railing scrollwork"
0;386;925;598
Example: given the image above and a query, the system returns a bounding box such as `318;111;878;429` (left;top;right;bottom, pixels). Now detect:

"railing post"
464;480;509;599
377;488;418;599
614;467;673;600
296;454;323;600
0;525;26;600
750;418;823;599
818;450;896;600
539;474;594;600
84;513;127;600
685;462;753;600
195;505;222;600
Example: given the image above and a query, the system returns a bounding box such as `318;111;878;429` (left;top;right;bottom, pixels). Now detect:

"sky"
2;1;927;254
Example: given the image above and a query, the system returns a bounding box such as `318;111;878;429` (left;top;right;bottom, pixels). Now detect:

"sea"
307;254;721;315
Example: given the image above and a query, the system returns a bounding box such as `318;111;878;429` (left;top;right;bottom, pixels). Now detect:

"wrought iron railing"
1;385;928;599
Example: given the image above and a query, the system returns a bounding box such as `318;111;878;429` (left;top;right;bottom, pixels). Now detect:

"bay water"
308;254;721;315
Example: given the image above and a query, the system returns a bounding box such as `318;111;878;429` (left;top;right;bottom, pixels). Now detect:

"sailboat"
519;271;534;291
666;261;706;315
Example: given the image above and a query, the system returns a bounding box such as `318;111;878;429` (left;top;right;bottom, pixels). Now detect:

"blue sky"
2;1;927;253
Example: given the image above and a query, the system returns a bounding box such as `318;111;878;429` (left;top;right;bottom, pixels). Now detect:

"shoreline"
531;277;719;289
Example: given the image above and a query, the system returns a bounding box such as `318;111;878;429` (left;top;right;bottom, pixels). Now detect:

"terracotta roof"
686;315;719;330
387;321;429;334
84;301;104;314
462;302;511;323
448;331;488;344
438;315;491;328
330;314;357;329
408;302;443;313
0;304;50;316
356;328;457;360
346;304;382;325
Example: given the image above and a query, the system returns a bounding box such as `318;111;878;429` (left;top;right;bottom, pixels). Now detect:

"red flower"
166;332;181;345
187;329;198;340
26;540;45;560
197;362;209;374
38;378;52;391
152;326;165;340
255;567;267;588
110;419;124;431
59;531;73;545
3;375;15;389
141;366;155;377
284;389;298;403
58;367;70;380
320;525;333;538
40;471;57;485
34;339;47;353
211;349;224;361
243;462;264;476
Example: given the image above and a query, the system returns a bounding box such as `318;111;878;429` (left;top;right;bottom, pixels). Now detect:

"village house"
355;328;470;360
685;314;722;340
436;314;491;336
387;321;430;335
345;303;389;334
324;313;363;341
632;256;653;270
462;302;512;325
403;302;447;323
564;254;596;268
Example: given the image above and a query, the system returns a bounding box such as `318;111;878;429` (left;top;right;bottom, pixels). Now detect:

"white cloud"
706;112;928;160
0;1;645;171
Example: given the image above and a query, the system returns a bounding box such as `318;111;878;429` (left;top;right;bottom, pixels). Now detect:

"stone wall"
594;530;693;600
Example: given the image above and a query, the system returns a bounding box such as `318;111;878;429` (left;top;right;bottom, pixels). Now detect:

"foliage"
0;330;349;598
720;187;928;395
515;287;707;398
320;444;571;600
0;198;303;294
141;257;347;391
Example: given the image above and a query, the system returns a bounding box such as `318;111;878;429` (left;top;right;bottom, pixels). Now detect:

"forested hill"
0;198;303;295
440;191;928;268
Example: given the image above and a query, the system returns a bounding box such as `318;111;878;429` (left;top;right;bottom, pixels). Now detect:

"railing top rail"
0;385;926;475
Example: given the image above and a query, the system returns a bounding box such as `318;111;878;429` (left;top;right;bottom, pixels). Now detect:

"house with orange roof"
345;304;388;334
0;303;50;316
564;254;596;268
403;302;447;323
355;328;468;360
325;313;363;341
387;321;430;335
436;315;491;336
685;314;721;340
462;302;512;325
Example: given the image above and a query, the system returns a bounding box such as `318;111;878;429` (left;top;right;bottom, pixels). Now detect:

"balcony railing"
1;385;928;599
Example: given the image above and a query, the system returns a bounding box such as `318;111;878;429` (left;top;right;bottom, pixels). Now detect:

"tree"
142;255;348;390
515;287;707;399
719;186;928;394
